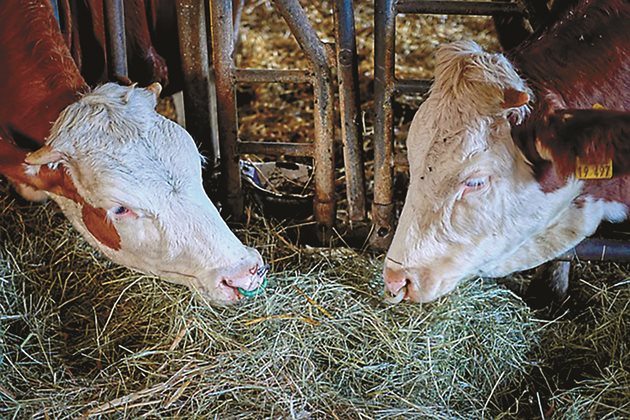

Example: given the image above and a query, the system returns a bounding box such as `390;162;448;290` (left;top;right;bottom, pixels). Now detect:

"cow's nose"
383;266;409;304
222;257;270;300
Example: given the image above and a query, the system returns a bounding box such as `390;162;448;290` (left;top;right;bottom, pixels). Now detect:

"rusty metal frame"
334;0;367;224
209;0;366;233
371;0;630;266
210;0;243;217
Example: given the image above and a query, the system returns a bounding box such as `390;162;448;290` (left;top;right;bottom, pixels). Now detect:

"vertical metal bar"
175;0;219;169
370;0;396;250
103;0;128;79
334;0;367;224
273;0;336;232
210;0;243;217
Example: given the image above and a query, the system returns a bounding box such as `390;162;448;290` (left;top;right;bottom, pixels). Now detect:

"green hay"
0;180;539;418
1;180;628;418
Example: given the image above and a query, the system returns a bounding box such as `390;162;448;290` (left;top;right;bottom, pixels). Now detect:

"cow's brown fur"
0;0;121;250
509;0;630;204
0;1;87;144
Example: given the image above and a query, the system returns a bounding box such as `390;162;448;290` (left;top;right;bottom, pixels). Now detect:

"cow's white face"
383;41;627;304
27;83;266;305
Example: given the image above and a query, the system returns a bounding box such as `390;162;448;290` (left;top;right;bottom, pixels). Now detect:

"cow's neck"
0;1;88;146
532;156;630;207
509;0;629;111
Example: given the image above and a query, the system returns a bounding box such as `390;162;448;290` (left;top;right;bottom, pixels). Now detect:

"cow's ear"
535;109;630;178
502;88;530;108
146;82;162;100
24;145;64;165
0;141;78;200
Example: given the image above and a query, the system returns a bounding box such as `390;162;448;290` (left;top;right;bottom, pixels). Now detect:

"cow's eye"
114;206;129;215
462;176;490;196
465;178;487;188
110;206;136;219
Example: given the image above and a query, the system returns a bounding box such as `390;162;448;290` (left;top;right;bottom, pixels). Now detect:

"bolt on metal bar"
238;141;314;157
334;0;367;224
273;0;337;232
104;0;128;79
396;0;524;15
235;69;312;84
370;0;396;249
210;0;243;218
176;0;220;168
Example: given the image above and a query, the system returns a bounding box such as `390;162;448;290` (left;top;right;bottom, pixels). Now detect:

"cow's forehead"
417;118;497;176
47;84;204;209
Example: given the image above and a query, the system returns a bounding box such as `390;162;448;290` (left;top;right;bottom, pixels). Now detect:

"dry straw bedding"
1;1;629;418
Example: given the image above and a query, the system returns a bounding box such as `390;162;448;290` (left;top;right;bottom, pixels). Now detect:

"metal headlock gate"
174;0;367;238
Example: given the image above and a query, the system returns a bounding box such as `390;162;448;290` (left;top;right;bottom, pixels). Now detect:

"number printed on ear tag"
575;158;613;180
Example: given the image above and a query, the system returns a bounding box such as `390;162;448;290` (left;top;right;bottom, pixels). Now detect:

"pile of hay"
1;180;628;417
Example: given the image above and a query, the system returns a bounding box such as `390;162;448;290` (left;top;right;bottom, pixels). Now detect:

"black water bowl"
240;160;314;220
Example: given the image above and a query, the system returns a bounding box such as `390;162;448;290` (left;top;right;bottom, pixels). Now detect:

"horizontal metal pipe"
557;238;630;262
394;78;432;95
396;0;524;15
235;69;312;84
238;141;314;157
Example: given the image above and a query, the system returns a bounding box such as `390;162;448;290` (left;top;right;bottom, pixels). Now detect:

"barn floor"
0;178;628;418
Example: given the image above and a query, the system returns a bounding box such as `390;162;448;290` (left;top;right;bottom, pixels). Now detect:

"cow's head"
382;41;627;304
15;83;266;305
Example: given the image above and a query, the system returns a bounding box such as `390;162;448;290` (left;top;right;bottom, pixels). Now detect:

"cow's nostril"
384;279;408;304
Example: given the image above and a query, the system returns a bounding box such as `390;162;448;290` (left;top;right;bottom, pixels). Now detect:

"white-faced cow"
0;0;267;305
383;0;630;304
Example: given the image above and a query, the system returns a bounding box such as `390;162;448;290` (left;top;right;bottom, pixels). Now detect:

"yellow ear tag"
576;157;613;179
574;104;611;179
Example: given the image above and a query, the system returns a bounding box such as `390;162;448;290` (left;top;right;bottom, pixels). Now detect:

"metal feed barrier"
183;0;369;238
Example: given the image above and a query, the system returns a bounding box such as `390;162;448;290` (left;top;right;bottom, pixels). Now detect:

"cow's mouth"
384;285;407;304
237;264;270;298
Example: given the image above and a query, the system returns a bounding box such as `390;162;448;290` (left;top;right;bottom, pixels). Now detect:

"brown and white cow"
0;0;266;305
383;0;630;303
